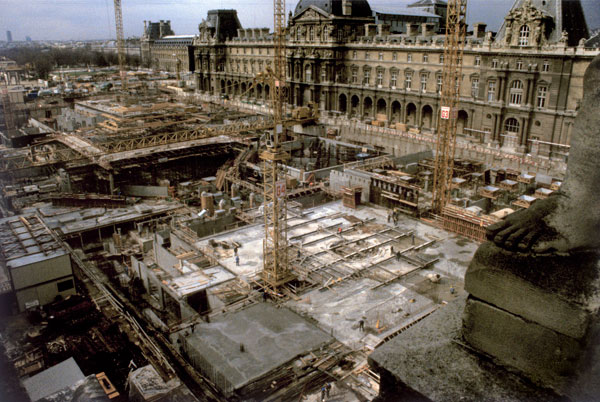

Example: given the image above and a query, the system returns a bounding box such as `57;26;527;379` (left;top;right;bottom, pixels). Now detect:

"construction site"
1;0;596;401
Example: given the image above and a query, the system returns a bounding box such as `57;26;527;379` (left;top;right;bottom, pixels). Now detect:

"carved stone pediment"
502;0;553;47
293;5;329;22
506;0;546;23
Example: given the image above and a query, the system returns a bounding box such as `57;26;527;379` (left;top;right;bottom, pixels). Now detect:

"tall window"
471;78;479;98
391;71;398;88
519;25;530;46
420;74;427;92
542;60;550;72
352;68;358;84
364;68;371;85
321;66;327;83
297;27;302;41
423;54;429;63
407;53;412;63
377;69;384;86
516;60;523;70
405;72;412;90
439;54;444;64
305;64;312;82
353;50;357;59
378;52;384;61
505;118;520;133
509;80;524;105
436;74;442;93
487;81;496;101
309;26;315;41
392;52;398;61
365;52;370;60
537;85;547;108
492;59;498;69
474;56;481;66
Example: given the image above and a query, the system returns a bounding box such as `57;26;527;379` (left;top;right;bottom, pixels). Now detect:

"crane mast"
260;0;294;292
432;0;467;214
114;0;128;91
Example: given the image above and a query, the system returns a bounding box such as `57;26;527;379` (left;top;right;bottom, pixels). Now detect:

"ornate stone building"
144;0;599;155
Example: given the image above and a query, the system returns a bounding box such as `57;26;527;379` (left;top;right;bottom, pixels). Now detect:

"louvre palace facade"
141;0;599;155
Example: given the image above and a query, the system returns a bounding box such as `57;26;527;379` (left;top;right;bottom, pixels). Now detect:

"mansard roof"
293;0;372;18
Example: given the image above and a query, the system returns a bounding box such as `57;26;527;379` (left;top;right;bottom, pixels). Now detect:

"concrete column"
109;173;115;195
402;103;407;124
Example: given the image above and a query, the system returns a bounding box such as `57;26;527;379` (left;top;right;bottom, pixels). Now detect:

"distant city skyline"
0;0;599;41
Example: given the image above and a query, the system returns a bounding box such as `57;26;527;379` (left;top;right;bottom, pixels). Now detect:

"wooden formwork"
441;205;499;242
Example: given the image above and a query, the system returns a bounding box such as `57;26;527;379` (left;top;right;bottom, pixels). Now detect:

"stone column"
493;113;502;144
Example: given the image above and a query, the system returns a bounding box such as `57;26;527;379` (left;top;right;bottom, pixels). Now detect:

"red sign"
440;106;450;120
275;180;286;199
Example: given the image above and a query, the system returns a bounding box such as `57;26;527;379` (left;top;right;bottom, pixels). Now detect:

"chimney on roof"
473;22;487;38
342;0;352;16
407;23;420;36
365;24;377;37
378;24;390;37
421;23;435;37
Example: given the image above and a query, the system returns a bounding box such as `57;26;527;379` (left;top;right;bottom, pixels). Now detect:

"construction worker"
321;385;327;401
396;251;401;261
234;245;238;256
235;255;240;266
359;319;365;331
326;382;332;398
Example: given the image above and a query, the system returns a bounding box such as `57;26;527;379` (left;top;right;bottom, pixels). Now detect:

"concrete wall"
188;216;237;239
330;169;371;203
339;123;567;176
122;185;169;198
15;277;76;311
10;253;72;290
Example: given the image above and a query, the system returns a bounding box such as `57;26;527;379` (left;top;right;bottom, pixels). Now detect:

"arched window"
505;118;520;133
519;25;530;46
509;80;524;105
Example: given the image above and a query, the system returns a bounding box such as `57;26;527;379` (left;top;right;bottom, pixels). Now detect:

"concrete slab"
182;303;333;395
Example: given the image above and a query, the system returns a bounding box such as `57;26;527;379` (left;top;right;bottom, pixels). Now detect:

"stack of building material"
442;205;499;242
341;187;362;209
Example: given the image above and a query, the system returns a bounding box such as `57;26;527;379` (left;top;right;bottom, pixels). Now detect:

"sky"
0;0;598;41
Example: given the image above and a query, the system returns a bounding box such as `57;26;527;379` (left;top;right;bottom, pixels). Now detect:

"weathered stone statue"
486;54;600;254
465;54;600;398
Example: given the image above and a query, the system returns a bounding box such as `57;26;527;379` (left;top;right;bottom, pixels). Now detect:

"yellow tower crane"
114;0;128;91
259;0;295;292
432;0;467;214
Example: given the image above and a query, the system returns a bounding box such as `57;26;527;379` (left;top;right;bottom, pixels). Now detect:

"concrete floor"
182;302;333;392
196;200;478;355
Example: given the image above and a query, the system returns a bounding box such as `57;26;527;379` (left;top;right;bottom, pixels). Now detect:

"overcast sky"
0;0;598;41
